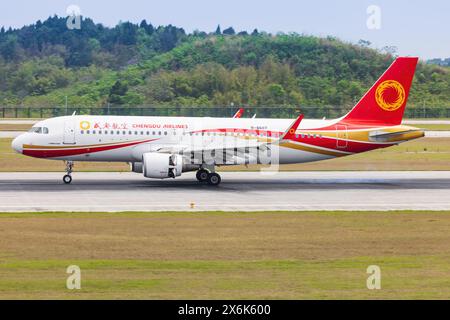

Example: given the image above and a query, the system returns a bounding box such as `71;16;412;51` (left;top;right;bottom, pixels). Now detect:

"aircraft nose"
11;136;23;154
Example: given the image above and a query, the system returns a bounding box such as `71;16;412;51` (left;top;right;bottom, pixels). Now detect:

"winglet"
279;115;304;142
233;108;244;118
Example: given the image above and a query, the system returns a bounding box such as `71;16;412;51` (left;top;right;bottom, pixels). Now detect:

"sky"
0;0;448;60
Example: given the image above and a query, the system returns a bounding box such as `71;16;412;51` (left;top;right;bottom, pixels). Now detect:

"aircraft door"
336;125;348;149
63;118;76;144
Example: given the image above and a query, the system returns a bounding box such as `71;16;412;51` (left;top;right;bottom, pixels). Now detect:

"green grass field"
0;211;450;299
0;124;34;131
414;124;450;131
1;137;449;172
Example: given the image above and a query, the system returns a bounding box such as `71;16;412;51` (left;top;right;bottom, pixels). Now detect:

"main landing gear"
196;168;221;186
63;161;74;184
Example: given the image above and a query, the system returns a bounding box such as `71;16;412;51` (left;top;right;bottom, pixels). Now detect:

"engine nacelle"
143;153;183;179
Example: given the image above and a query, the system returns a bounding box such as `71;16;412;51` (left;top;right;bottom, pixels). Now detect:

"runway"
0;171;449;212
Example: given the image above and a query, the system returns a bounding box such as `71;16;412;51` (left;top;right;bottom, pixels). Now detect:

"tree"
215;25;221;35
0;35;20;61
381;45;398;57
358;39;371;47
139;20;148;30
108;80;129;104
223;27;235;35
116;22;138;45
140;19;154;35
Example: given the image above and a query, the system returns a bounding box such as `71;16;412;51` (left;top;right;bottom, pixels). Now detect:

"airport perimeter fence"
1;105;450;119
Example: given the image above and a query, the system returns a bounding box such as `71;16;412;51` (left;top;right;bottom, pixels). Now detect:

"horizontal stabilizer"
369;129;424;142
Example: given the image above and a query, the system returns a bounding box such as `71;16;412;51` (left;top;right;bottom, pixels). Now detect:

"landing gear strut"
63;161;74;184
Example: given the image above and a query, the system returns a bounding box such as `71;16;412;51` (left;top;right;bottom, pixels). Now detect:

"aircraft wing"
150;115;304;165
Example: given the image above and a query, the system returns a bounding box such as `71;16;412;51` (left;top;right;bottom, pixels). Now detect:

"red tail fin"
342;57;418;126
233;108;244;118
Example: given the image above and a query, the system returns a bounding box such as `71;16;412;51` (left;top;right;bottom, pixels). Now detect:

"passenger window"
93;130;96;134
43;127;49;134
164;132;167;136
81;130;84;134
87;130;90;134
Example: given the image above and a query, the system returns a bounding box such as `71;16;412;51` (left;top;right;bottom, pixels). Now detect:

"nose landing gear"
63;161;74;184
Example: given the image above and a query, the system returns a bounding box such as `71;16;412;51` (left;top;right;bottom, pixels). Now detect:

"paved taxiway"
0;171;449;212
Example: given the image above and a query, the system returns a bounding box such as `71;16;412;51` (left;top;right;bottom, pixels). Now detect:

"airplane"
233;108;245;118
11;57;424;186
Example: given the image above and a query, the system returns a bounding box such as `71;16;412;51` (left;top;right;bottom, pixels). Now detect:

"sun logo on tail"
375;80;406;111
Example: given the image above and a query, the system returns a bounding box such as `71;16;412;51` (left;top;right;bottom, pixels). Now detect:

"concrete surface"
0;171;449;212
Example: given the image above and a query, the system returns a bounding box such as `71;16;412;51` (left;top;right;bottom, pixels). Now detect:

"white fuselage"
13;115;345;165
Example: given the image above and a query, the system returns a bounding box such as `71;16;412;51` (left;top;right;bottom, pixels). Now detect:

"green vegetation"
0;123;33;131
2;256;450;299
0;16;449;117
413;124;450;131
0;210;450;299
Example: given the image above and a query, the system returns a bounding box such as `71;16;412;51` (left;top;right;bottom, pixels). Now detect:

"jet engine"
142;153;183;179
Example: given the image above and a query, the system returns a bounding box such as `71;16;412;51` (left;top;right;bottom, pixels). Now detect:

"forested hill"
0;16;448;110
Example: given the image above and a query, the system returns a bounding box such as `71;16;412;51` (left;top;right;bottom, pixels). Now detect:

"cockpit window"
28;127;49;134
29;127;42;134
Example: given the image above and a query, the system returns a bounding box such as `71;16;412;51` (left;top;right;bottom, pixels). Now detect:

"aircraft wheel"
207;173;221;186
196;169;209;182
63;175;72;184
